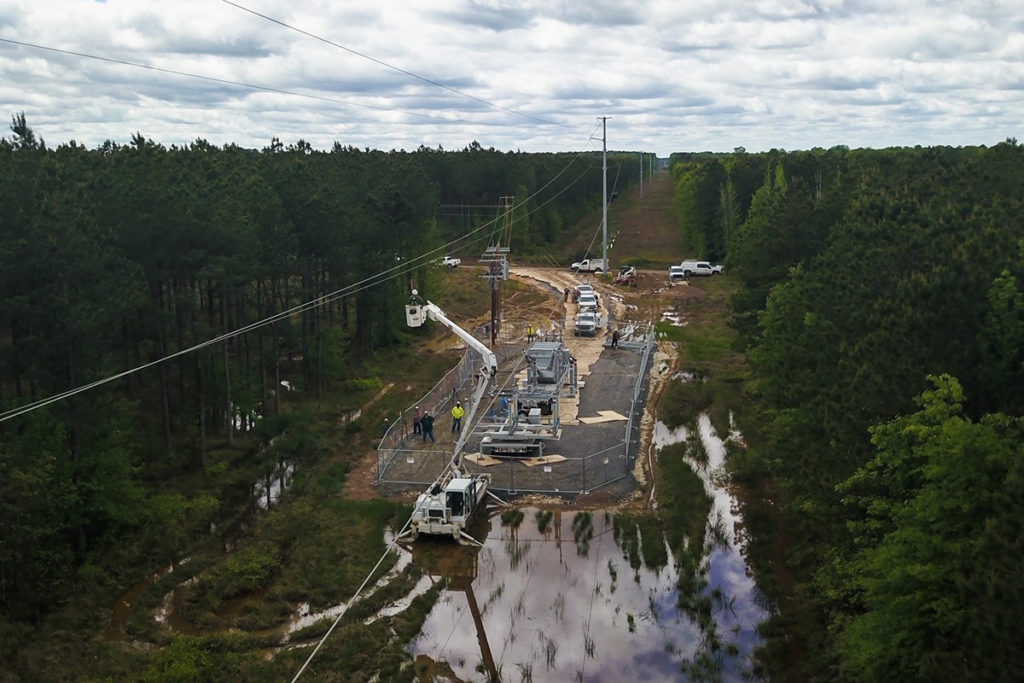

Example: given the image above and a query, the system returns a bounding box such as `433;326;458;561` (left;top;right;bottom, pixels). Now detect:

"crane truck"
399;291;501;545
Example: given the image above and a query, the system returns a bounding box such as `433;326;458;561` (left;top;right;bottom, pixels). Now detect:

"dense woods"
0;113;636;633
671;142;1024;679
4;105;1023;679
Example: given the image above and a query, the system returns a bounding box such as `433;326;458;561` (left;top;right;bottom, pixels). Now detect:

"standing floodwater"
409;417;766;681
654;415;768;677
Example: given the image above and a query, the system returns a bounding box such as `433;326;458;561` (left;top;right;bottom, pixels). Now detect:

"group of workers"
407;400;464;443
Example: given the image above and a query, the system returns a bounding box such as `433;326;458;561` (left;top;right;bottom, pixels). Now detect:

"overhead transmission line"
0;228;486;424
292;154;609;679
0;37;475;124
292;271;573;681
580;163;623;260
0;147;597;424
220;0;561;128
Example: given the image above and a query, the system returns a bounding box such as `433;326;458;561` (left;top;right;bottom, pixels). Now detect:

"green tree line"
671;141;1024;679
0;113;616;620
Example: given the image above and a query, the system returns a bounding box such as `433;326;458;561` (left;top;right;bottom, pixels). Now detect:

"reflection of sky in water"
409;415;766;682
412;513;691;681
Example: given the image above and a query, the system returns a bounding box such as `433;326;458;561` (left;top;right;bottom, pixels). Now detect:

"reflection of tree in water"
572;511;593;555
534;509;553;533
542;633;559;669
501;507;529;569
552;592;565;623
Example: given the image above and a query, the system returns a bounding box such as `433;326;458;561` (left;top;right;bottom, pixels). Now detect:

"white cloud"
0;0;1019;155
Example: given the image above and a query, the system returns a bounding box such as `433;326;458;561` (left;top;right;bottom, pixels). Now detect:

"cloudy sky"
0;0;1020;155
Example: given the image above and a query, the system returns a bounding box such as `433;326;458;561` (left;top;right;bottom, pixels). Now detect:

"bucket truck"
400;291;501;544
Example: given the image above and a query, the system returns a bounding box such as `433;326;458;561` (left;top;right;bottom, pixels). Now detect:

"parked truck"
571;258;608;273
679;260;724;277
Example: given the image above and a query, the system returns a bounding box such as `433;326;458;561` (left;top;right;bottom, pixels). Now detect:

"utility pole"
480;197;512;349
639;151;643;200
600;116;609;271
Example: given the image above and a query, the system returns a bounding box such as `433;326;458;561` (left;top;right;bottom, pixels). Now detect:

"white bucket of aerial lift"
406;289;427;327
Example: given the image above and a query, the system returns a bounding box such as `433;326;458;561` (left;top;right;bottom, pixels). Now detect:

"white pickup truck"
573;310;599;336
441;256;461;268
571;258;608;273
679;260;723;277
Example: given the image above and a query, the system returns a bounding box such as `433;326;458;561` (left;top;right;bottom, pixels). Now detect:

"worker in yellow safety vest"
451;401;465;432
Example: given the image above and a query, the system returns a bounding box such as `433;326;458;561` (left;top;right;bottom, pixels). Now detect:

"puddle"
105;562;179;639
286;538;414;636
365;573;436;624
340;408;362;424
154;576;201;632
409;416;765;680
659;309;686;326
230;402;261;432
253;461;295;510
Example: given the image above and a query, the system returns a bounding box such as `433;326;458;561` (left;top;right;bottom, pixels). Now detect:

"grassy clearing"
548;168;681;268
262;498;409;610
659;276;748;436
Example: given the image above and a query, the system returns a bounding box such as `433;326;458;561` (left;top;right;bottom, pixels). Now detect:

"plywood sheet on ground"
520;454;567;467
464;453;503;466
578;410;628;424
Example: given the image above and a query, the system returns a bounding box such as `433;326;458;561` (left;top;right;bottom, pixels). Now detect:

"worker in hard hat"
451;401;465;433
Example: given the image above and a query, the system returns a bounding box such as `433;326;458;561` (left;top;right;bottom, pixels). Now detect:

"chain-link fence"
376;330;655;496
376;349;481;481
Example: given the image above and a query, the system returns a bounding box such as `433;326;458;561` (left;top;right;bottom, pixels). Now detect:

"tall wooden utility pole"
480;197;512;348
600;117;609;270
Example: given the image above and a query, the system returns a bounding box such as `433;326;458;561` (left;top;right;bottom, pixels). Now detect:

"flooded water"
286;536;415;636
105;562;178;639
409;414;765;681
660;308;685;326
108;412;764;680
656;416;767;675
253;460;295;510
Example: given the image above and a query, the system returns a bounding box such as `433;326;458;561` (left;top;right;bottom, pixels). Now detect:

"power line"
0;224;489;423
291;161;611;676
220;0;561;128
0;151;595;423
0;37;474;124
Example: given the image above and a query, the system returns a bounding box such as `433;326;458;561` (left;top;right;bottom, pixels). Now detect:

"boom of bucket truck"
401;291;500;544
